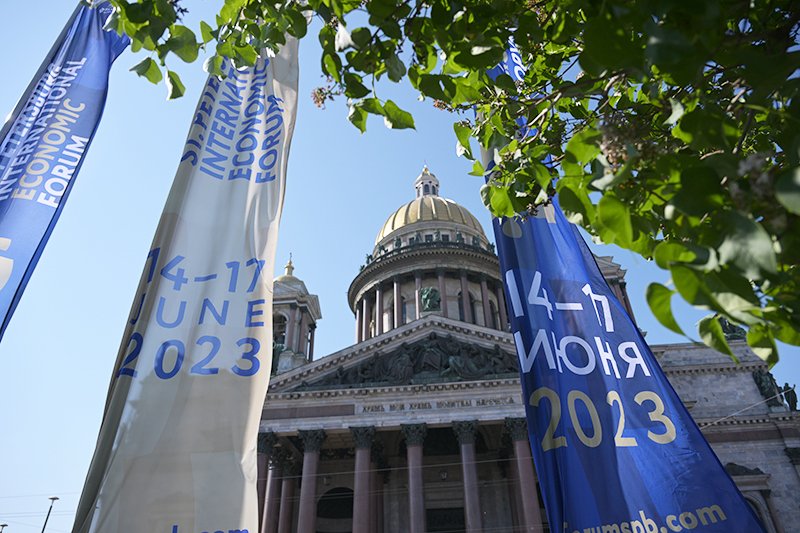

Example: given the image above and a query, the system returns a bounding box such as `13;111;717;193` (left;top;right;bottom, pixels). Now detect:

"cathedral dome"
372;167;489;254
375;195;487;245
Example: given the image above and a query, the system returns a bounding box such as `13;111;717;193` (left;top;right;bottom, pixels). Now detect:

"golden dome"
375;195;487;245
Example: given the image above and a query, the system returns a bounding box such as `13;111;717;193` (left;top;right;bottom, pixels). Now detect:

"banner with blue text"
0;1;128;341
485;44;765;533
72;41;301;533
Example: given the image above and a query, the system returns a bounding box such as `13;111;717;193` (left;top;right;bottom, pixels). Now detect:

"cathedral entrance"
316;487;354;533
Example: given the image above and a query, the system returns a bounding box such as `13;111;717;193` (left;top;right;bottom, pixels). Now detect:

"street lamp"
40;497;58;533
0;523;8;532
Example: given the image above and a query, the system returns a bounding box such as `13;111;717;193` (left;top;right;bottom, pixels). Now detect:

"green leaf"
670;166;725;217
776;167;800;215
673;108;739;151
203;55;225;77
199;21;215;44
671;264;717;310
579;14;644;75
343;72;370;98
565;127;601;164
286;8;308;38
130;57;162;84
653;242;697;269
646;283;685;335
348;104;367;133
385;54;406;82
469;160;485;177
747;324;778;366
480;183;515;217
165;69;185;99
322;52;342;82
165;25;199;62
235;44;258;66
716;211;777;278
596;195;633;247
454;123;473;160
382;100;415;130
360;97;384;116
698;315;736;359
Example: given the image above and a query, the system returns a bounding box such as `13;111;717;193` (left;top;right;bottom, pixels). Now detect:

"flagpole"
0;2;83;142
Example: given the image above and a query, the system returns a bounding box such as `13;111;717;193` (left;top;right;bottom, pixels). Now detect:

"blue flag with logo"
486;44;765;533
0;2;128;341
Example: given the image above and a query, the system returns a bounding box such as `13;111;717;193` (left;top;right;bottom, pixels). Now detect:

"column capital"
452;420;478;446
270;446;289;467
350;426;376;449
258;431;278;454
401;423;427;446
414;271;422;280
299;429;327;452
504;417;528;442
436;268;446;276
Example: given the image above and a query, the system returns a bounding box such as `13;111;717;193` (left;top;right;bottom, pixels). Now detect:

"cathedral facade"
257;169;800;533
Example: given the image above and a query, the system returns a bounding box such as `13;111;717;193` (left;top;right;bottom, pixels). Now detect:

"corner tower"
272;258;322;374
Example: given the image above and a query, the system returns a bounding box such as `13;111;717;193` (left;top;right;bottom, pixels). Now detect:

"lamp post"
0;523;8;532
40;497;58;533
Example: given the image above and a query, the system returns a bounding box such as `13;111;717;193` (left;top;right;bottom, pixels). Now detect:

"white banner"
73;38;300;533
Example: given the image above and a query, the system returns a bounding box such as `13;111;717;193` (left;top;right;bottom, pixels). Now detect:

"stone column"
402;423;427;533
292;309;303;353
415;273;422;320
394;277;402;328
278;459;300;533
371;444;385;533
262;447;286;533
298;312;309;355
351;426;375;533
285;305;297;352
495;286;508;331
460;270;472;323
257;432;277;532
355;304;363;343
375;285;384;335
297;429;326;533
453;421;482;532
362;297;371;341
506;450;524;531
437;269;448;318
479;276;491;328
505;418;544;532
308;324;316;360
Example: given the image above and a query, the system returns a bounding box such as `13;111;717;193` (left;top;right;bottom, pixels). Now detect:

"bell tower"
272;258;322;374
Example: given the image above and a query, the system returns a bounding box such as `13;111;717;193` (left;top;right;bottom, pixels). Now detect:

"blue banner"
0;2;128;340
486;43;765;533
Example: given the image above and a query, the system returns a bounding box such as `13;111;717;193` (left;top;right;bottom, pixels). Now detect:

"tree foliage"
107;0;800;364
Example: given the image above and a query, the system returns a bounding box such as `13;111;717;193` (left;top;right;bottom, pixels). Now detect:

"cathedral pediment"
268;315;518;392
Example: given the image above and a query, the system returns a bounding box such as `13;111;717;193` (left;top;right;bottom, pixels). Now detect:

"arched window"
424;184;430;194
273;314;287;345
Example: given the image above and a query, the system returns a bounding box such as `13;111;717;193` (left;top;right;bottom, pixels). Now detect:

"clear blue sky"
0;2;796;531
